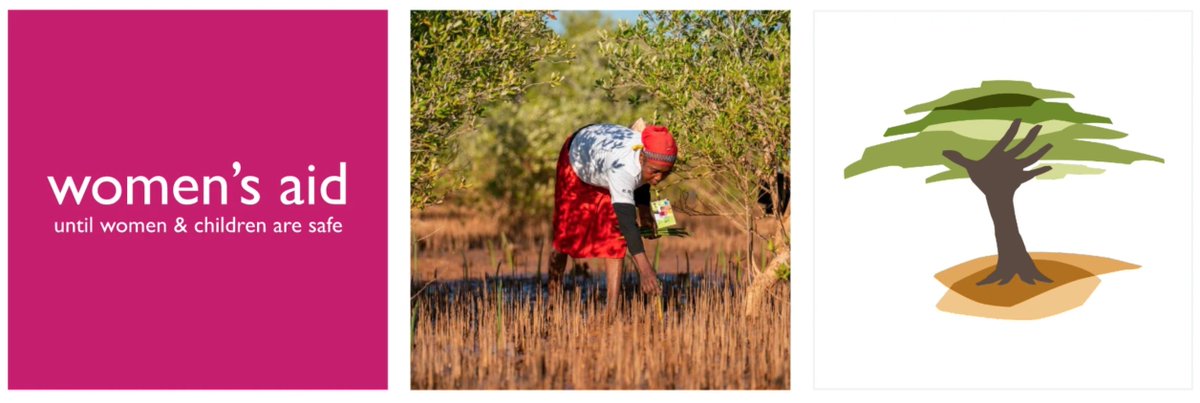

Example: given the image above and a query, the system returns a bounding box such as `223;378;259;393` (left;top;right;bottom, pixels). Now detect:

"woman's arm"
634;184;657;238
614;203;662;295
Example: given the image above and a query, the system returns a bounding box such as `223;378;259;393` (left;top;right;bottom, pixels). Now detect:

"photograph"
410;10;791;389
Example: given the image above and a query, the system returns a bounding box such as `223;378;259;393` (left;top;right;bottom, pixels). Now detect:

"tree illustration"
846;81;1163;285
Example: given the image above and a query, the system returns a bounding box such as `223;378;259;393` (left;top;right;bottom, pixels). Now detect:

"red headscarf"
641;125;677;169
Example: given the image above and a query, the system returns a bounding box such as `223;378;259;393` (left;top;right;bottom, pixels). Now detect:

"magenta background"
8;11;387;389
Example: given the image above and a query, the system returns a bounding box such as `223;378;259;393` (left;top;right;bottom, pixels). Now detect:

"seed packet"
651;199;676;228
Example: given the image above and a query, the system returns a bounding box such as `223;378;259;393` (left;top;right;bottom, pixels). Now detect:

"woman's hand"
942;119;1053;197
637;205;659;239
631;253;662;296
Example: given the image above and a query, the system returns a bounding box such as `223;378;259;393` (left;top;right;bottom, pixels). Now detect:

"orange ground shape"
934;253;1139;320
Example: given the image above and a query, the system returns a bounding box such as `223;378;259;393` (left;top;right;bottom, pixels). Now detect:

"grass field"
411;206;790;390
411;276;790;389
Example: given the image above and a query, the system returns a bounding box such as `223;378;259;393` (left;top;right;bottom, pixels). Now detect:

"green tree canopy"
845;80;1163;183
598;10;790;232
411;10;570;208
460;11;656;238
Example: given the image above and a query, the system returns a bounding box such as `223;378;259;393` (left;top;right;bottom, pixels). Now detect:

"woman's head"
640;125;677;185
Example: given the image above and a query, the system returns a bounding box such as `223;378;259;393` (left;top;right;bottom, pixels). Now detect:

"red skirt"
552;132;627;259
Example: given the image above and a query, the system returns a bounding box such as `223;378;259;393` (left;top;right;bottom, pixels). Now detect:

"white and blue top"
568;124;644;205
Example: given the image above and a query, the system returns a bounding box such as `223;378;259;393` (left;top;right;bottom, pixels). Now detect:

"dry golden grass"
412;203;790;389
411;280;790;389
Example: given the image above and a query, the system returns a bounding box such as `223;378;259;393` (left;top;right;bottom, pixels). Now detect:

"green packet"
651;199;676;228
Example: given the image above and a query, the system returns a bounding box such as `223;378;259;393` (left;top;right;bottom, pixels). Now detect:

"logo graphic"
845;80;1162;319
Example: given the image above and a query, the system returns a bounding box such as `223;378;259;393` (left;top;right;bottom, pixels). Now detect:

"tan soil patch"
934;253;1139;320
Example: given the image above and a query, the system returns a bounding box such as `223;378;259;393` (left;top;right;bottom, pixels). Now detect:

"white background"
0;0;1196;403
814;10;1192;389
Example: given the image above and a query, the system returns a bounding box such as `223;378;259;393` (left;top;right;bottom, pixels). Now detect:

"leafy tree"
411;10;569;208
846;81;1163;285
460;11;655;239
598;10;790;315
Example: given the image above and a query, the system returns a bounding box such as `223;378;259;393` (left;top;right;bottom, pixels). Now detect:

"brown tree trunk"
746;200;755;286
977;191;1051;285
744;244;788;317
942;119;1057;286
744;208;789;317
